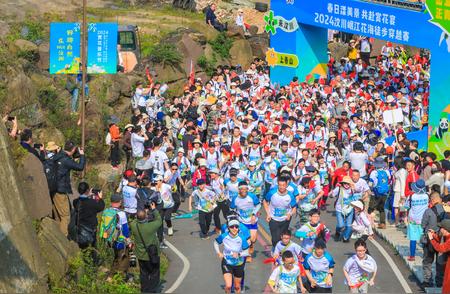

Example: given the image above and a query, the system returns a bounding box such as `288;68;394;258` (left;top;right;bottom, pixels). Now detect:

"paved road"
163;201;423;293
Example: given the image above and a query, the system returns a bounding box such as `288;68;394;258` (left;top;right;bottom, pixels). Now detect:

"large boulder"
177;33;204;76
37;217;79;283
12;39;38;54
247;34;269;59
5;71;35;110
0;125;48;293
37;42;50;70
229;39;253;68
18;153;52;220
35;127;65;147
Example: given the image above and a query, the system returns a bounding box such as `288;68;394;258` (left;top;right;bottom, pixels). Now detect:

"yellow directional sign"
266;48;299;68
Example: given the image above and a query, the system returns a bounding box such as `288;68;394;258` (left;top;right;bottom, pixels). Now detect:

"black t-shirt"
73;196;105;230
205;7;217;24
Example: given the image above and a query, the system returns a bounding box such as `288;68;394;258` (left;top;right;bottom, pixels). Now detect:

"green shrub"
208;33;233;59
7;19;46;43
140;33;161;59
148;43;182;67
197;55;217;77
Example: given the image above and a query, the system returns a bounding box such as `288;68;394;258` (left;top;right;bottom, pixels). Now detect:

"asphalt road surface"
162;201;423;293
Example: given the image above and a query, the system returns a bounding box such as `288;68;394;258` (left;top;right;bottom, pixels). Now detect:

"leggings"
157;207;173;242
199;210;214;237
214;200;230;230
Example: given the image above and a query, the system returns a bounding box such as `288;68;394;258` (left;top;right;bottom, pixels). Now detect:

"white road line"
164;240;190;293
369;238;412;294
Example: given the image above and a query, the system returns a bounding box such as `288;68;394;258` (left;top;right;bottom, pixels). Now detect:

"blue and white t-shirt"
224;178;241;201
273;241;303;264
343;254;377;286
122;185;138;214
265;188;297;222
268;264;301;293
230;192;261;225
215;232;250;266
303;251;335;288
298;185;322;212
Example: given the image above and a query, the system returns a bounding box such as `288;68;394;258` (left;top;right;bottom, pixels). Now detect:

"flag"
189;59;195;86
305;74;314;85
324;86;332;95
349;71;356;79
318;77;325;85
145;67;153;85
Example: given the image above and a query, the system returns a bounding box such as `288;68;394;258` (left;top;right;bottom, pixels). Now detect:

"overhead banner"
264;10;299;34
49;23;81;74
87;23;118;74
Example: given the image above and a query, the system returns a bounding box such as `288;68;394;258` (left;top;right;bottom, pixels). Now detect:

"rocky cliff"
0;125;48;293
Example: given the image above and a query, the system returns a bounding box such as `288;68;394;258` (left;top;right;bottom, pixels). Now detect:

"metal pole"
81;0;87;151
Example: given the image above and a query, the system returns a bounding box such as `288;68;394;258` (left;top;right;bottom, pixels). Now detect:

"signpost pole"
81;0;87;151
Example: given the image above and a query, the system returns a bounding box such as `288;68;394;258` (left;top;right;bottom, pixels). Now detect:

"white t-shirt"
349;152;368;177
131;133;145;158
159;183;174;209
268;264;301;294
150;149;169;175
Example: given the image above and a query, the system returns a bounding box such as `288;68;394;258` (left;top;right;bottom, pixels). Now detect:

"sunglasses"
172;168;178;171
229;225;239;229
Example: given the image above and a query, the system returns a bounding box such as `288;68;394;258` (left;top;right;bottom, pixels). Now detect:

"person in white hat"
350;200;373;240
244;160;264;200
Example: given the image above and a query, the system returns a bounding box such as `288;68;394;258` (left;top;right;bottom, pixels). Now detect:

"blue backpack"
374;170;389;196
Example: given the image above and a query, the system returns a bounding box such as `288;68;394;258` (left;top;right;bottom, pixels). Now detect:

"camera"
129;250;137;267
7;116;15;121
91;188;101;200
33;143;43;149
72;147;81;159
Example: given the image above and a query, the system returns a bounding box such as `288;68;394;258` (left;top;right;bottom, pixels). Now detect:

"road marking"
165;240;190;293
258;226;272;245
369;238;412;294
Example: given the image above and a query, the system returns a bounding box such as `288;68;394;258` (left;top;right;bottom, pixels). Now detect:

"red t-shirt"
405;170;419;197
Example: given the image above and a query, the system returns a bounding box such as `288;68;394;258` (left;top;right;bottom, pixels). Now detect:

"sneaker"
343;238;350;243
407;256;415;261
168;227;174;236
160;242;168;249
215;228;221;234
377;223;386;229
246;256;253;263
201;235;210;240
421;282;433;289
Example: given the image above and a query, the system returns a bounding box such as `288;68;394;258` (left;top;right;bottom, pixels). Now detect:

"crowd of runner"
100;35;450;293
9;35;448;293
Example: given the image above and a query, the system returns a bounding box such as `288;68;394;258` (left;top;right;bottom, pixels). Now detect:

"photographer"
72;182;105;250
3;115;18;139
427;219;450;293
53;140;86;236
130;208;162;293
421;192;445;288
19;128;45;161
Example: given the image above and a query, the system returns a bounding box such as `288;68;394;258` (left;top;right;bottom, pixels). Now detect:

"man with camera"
130;206;162;293
19;128;45;161
71;182;105;250
52;140;86;236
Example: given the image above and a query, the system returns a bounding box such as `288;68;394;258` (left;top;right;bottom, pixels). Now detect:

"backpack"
374;170;389;196
432;205;450;222
43;157;59;194
105;132;112;146
99;208;120;245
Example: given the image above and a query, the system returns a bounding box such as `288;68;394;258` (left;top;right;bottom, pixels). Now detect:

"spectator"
72;182;105;251
427;219;450;294
131;126;148;159
393;156;407;227
235;9;250;36
109;121;121;169
102;193;132;282
425;162;444;194
123;175;139;219
206;3;227;32
406;179;429;261
122;124;134;169
421;192;445;289
130;209;162;293
20;128;45;161
3;115;18;139
52;140;86;236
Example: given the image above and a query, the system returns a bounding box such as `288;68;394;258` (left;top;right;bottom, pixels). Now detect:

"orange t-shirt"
109;125;121;142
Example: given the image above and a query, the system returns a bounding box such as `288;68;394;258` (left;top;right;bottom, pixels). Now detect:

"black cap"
305;166;316;173
111;193;123;203
196;179;206;185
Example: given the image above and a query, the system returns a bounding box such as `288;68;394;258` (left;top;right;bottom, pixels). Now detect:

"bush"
197;55;217;77
208;33;233;59
7;19;46;43
148;43;182;67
